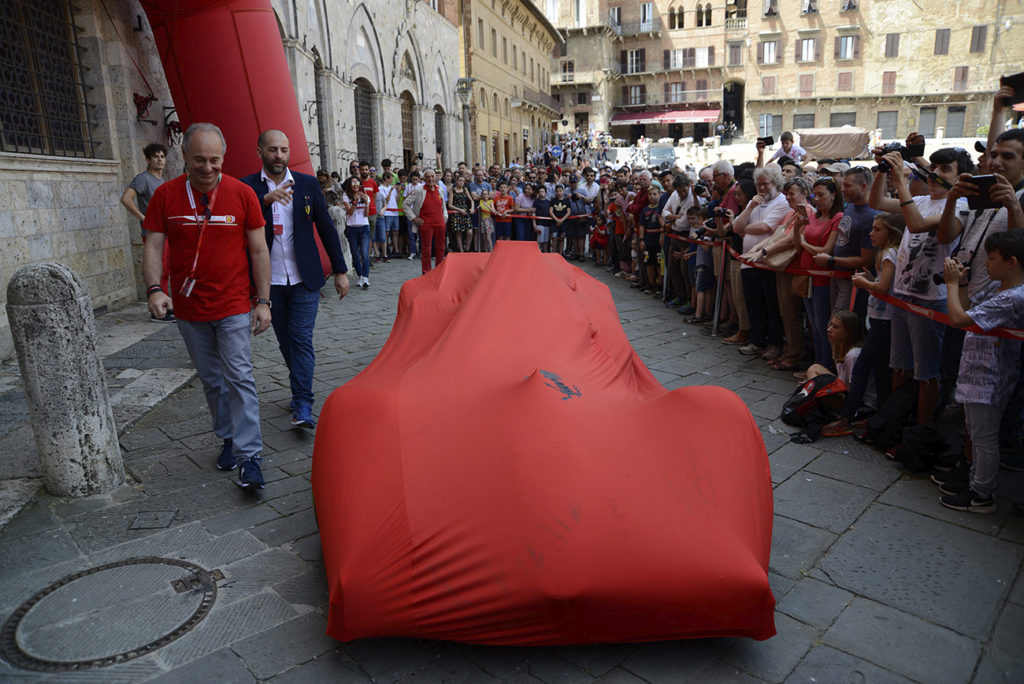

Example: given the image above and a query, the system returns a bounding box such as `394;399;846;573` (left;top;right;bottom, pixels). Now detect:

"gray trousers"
177;313;262;465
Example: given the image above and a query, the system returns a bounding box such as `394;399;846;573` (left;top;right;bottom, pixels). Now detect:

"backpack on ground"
782;374;848;428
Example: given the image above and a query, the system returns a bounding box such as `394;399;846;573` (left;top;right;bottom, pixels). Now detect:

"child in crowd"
823;212;904;437
550;184;571;256
637;186;663;295
492;181;514;241
805;310;865;382
533;184;552;251
684;207;715;325
938;231;1024;513
376;174;398;262
478;189;495;252
591;219;609;266
870;146;972;424
607;184;631;276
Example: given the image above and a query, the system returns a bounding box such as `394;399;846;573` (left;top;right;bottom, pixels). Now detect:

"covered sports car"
312;242;775;645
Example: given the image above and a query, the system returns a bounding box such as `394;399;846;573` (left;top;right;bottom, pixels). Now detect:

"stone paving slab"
1;255;1023;682
822;598;981;684
819;504;1021;639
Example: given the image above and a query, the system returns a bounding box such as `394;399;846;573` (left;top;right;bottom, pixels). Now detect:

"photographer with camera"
869;142;973;425
661;175;703;311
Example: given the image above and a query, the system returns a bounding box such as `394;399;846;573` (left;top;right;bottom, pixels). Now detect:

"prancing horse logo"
540;370;582;401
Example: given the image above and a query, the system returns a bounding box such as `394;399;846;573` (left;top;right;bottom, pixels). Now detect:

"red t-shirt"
361;178;379;216
419;186;445;225
609;201;627;235
143;174;264;322
799;211;843;287
493;194;514;222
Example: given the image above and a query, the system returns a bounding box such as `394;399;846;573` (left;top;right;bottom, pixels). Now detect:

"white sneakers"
358;276;369;289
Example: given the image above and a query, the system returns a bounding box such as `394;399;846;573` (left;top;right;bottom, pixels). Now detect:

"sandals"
770;359;797;371
820;424;854;438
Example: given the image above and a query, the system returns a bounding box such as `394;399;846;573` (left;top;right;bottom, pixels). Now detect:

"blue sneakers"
291;405;316;429
235;459;265;490
216;438;237;471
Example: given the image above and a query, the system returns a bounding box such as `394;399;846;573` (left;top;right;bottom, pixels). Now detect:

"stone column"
6;263;125;497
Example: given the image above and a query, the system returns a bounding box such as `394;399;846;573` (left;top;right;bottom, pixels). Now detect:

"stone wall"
0;0;180;360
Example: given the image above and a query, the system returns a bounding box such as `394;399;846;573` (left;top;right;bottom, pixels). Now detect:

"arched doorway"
401;91;416;170
354;78;377;164
723;82;745;136
433;105;446;168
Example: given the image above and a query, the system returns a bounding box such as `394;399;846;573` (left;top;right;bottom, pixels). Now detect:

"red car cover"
312;242;775;645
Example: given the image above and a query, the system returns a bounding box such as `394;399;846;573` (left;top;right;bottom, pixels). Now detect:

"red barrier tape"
493;214;593;220
869;290;1024;340
665;232;725;247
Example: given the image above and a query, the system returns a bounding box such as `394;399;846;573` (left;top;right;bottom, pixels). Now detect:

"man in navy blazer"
242;129;349;428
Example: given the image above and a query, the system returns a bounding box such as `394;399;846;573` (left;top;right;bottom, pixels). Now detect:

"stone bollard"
6;263;124;497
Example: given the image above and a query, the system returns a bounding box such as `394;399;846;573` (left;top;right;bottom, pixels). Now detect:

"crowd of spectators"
312;87;1024;515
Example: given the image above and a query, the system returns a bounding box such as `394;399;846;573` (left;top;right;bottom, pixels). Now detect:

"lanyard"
184;180;220;279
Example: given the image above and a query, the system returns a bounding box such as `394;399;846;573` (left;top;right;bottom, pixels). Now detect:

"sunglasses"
199;193;212;220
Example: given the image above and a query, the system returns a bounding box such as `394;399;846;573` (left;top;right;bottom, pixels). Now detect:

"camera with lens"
876;141;926;173
714;207;730;219
694;218;716;239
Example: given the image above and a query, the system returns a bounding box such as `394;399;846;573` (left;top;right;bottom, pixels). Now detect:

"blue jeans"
347;224;371;277
269;283;319;412
804;284;832;367
177;313;262;465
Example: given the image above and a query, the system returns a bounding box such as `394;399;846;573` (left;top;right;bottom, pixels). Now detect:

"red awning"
610;110;720;126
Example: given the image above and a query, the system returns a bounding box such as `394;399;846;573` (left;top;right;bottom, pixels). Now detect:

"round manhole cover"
1;557;219;672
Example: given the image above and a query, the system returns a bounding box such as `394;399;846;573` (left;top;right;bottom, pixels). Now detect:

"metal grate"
400;91;415;162
433;105;446;167
353;79;376;164
0;0;98;157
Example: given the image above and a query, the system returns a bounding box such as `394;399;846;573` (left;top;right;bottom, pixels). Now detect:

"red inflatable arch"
140;0;314;177
312;243;775;645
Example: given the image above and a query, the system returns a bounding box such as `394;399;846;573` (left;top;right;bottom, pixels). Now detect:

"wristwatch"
255;298;272;309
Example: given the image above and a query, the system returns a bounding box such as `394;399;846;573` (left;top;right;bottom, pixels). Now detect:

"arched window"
669;7;676;29
677;8;685;28
704;3;712;25
353;78;377;164
493;93;498;112
696;3;704;27
505;98;510;116
480;88;487;109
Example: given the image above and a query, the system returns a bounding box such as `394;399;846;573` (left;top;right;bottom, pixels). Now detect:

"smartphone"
758;136;775;147
1001;71;1024;106
967;174;1000;211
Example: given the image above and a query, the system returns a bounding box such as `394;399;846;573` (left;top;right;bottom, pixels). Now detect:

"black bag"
891;423;949;472
782;374;848;429
862;382;918;450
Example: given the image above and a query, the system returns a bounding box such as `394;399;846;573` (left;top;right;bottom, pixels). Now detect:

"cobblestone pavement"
1;254;1022;683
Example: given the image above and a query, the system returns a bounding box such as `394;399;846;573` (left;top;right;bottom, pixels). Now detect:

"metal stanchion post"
709;242;727;337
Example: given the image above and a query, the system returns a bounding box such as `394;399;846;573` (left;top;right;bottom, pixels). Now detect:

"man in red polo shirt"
143;122;272;490
403;169;448;274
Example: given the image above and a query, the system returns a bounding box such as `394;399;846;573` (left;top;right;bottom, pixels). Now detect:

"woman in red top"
797;177;844;367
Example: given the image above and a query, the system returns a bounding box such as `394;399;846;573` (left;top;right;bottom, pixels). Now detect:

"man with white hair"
143;123;272;490
731;165;789;358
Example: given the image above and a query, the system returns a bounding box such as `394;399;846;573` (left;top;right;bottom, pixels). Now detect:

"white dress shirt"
264;168;302;286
